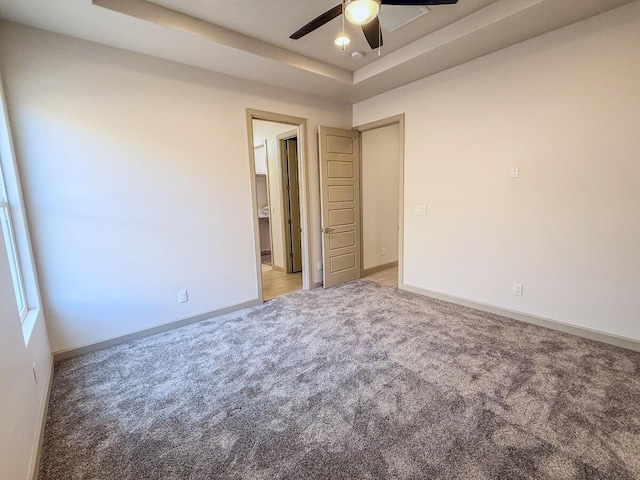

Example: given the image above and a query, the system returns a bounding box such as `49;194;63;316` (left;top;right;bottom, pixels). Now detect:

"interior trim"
355;114;405;290
353;0;546;83
246;109;312;300
402;284;640;353
30;356;54;480
92;0;352;83
52;299;261;362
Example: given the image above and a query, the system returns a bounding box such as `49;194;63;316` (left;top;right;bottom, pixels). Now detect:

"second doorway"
252;119;303;300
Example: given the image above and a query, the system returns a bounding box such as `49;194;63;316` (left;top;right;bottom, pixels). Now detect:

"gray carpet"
39;280;640;479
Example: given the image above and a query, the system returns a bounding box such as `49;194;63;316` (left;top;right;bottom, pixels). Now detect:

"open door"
318;126;361;288
281;136;303;273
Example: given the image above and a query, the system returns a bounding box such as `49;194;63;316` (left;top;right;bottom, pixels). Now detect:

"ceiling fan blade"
382;0;458;5
362;16;383;50
290;4;343;40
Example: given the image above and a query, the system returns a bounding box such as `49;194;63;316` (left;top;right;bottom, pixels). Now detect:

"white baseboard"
30;355;54;480
401;283;640;353
53;299;262;362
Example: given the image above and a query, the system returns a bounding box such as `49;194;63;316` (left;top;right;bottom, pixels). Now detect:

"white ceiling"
147;0;498;72
0;0;635;103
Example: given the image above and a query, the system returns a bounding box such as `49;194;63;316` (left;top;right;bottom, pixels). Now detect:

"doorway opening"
247;110;310;301
356;115;405;289
316;116;404;290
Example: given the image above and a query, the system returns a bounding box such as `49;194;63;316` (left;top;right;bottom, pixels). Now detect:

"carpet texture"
39;280;640;479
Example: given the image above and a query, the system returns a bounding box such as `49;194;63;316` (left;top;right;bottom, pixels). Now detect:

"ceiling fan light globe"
345;0;380;26
335;35;351;47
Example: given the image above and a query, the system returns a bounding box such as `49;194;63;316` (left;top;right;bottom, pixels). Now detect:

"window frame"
0;72;40;343
0;168;28;321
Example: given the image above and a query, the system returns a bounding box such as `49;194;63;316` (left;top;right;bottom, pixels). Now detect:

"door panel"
319;126;361;288
329;231;356;250
331;253;356;272
327;135;354;154
328;161;354;178
329;208;355;226
328;185;355;202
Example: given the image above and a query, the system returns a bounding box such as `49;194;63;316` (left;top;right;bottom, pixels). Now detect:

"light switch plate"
177;289;189;303
511;167;520;179
414;205;427;216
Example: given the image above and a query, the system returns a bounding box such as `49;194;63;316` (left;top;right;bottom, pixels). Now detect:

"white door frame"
354;114;406;289
246;109;311;301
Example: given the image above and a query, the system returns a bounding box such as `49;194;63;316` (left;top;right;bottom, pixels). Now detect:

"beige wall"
354;3;640;341
361;123;401;270
0;21;351;353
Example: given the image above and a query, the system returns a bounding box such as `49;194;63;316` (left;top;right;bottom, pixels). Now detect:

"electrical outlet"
177;289;189;303
414;205;427;216
381;247;386;256
317;261;323;271
511;167;520;179
512;283;523;296
32;363;38;385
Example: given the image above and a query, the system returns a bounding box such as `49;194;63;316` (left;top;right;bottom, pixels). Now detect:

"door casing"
317;115;405;289
354;114;405;289
246;109;311;301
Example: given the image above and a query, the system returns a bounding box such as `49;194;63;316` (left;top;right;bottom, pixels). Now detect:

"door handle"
323;227;335;233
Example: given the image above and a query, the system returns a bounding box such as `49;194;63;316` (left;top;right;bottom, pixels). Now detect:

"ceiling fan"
290;0;459;50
